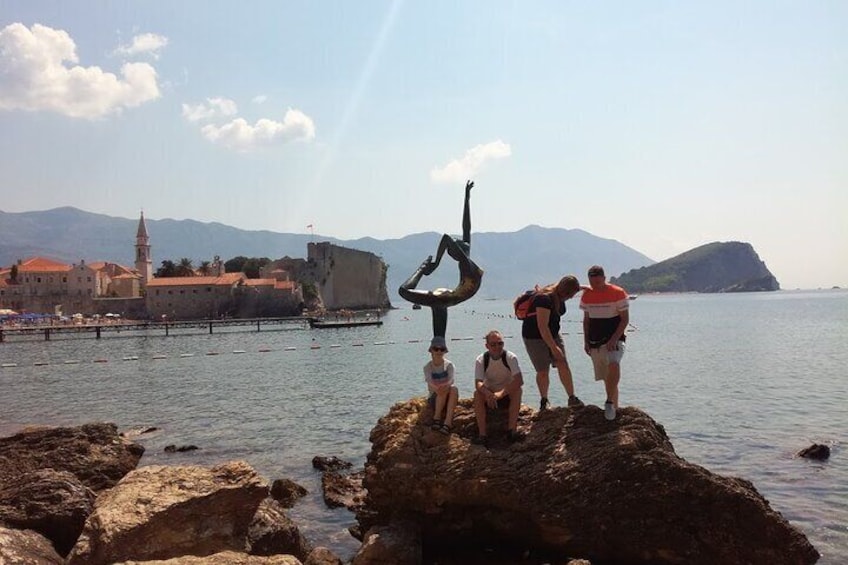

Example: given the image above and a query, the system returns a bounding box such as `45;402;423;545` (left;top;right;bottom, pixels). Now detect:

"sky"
0;1;845;289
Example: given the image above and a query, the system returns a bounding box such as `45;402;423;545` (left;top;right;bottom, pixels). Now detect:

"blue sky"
1;1;845;289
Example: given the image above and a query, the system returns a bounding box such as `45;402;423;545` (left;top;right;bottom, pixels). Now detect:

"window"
37;277;42;283
87;277;91;282
155;290;160;296
87;289;92;295
62;277;67;283
180;290;185;294
168;290;173;295
193;289;198;294
207;287;212;292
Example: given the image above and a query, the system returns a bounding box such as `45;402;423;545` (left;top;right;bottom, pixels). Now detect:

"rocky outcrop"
351;523;422;565
358;398;819;565
247;498;312;561
0;469;96;556
113;551;302;564
303;546;344;565
0;527;64;564
270;478;308;508
321;471;365;512
68;461;269;565
0;422;144;492
612;241;780;293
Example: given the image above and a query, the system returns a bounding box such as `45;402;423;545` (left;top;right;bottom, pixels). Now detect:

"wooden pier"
0;316;313;342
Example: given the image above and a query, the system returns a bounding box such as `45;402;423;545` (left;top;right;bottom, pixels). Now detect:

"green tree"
10;264;18;284
242;257;271;279
198;261;212;276
155;260;176;278
225;256;248;273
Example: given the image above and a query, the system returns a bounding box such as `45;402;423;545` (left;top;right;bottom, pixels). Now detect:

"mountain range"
0;207;655;301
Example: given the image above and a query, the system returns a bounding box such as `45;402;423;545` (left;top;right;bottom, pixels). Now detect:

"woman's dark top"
521;293;565;339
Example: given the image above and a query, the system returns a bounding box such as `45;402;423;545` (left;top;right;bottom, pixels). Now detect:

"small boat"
309;318;383;329
629;295;638;300
412;304;422;310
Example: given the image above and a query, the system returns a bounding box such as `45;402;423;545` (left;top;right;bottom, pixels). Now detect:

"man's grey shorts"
523;336;565;372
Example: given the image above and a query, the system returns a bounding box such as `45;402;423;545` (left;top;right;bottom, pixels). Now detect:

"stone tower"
135;211;153;286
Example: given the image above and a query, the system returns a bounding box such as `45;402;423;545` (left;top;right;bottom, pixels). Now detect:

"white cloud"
200;108;316;151
252;95;268;104
181;97;238;122
0;23;160;119
430;140;512;184
114;32;168;59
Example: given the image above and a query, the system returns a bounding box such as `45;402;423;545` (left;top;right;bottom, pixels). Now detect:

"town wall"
307;242;390;310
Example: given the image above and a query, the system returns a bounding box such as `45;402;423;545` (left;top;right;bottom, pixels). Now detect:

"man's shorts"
589;341;626;381
523;335;565;372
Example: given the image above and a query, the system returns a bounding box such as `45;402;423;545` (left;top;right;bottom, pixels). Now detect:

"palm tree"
176;258;195;277
199;261;212;276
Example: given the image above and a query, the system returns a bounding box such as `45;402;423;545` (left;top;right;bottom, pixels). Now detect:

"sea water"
1;290;846;563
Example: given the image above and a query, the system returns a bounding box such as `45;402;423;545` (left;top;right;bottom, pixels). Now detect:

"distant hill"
0;207;655;301
611;241;779;293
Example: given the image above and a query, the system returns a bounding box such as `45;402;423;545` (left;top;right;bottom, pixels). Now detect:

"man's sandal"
438;423;452;436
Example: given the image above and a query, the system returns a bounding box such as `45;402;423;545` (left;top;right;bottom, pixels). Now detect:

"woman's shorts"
523;336;565;372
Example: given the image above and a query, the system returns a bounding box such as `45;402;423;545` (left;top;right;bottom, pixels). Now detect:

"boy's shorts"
589;341;626;381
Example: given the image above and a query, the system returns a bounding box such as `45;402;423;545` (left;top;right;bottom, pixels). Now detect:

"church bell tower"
135;211;153;286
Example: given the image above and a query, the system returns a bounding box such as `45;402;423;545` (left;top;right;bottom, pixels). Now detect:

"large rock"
0;422;144;492
68;460;269;565
359;398;819;565
0;526;64;564
0;468;96;556
114;551;302;564
247;498;312;561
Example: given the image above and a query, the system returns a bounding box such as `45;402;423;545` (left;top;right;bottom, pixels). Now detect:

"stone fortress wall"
307;242;391;311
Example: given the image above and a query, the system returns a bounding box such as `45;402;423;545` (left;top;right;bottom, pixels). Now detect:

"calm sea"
1;290;846;563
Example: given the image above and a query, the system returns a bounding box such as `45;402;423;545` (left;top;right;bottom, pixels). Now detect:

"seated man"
472;330;524;447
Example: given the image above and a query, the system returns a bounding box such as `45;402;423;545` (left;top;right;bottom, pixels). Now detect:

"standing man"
580;265;630;421
472;330;524;447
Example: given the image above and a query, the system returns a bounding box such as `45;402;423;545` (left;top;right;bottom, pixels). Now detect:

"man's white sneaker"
604;401;616;421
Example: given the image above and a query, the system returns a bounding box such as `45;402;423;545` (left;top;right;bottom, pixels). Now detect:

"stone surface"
247;498;312;561
0;468;96;556
358;398;820;565
0;422;144;492
351;523;422;565
270;478;308;508
797;444;830;460
321;470;365;511
68;460;268;565
0;526;64;564
311;456;353;472
114;550;302;564
303;546;344;565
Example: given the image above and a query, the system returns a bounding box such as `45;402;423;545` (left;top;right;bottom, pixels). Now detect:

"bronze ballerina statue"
398;180;484;338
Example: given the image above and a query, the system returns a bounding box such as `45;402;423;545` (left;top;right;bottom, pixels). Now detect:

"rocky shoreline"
1;402;820;564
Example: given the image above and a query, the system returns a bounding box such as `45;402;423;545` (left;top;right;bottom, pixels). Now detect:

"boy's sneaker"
567;395;584;408
604;401;616;421
471;435;489;448
506;429;525;443
539;397;550;411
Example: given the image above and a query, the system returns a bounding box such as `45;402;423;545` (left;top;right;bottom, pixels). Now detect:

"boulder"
0;422;144;492
270;478;308;508
321;470;365;511
0;468;96;556
797;444;830;460
358;398;819;565
68;460;268;565
246;498;312;561
113;550;301;564
312;456;353;472
351;523;422;565
303;546;344;565
0;526;64;564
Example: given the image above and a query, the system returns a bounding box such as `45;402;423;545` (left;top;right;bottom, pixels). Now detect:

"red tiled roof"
146;272;245;287
17;257;71;273
275;280;297;291
244;278;276;287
